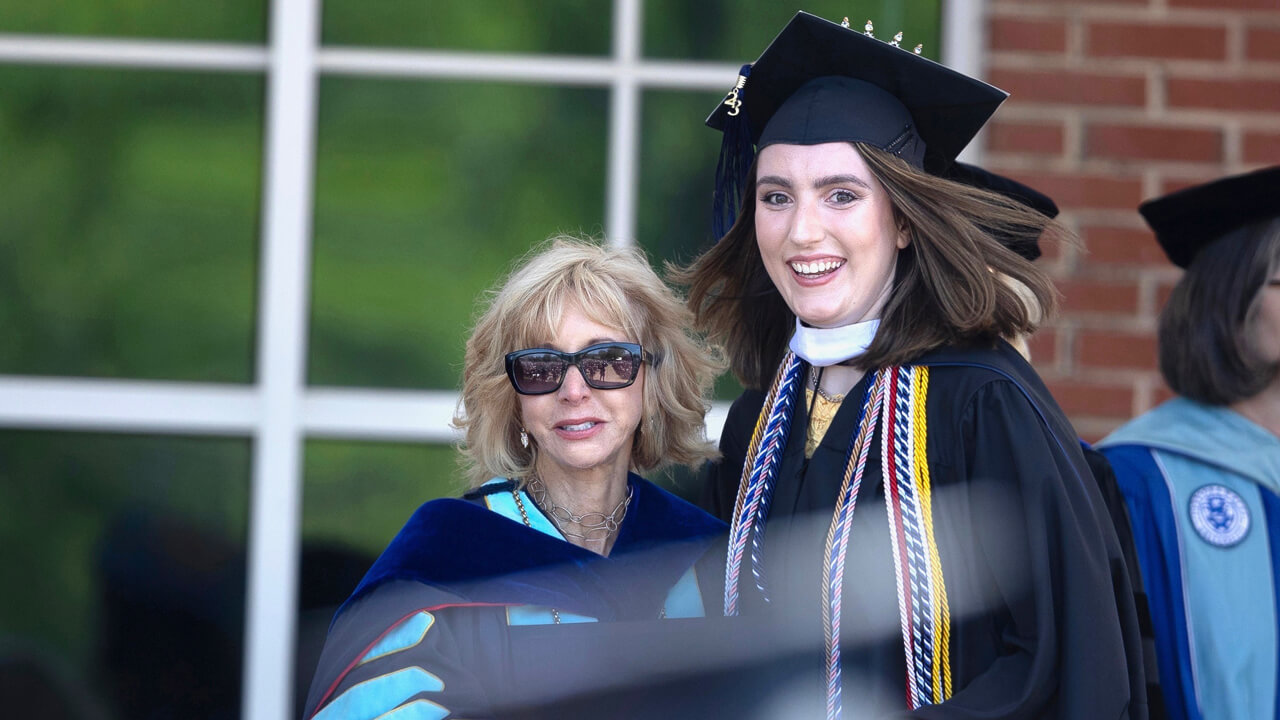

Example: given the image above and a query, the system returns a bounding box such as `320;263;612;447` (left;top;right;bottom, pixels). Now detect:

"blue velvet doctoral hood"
338;474;726;623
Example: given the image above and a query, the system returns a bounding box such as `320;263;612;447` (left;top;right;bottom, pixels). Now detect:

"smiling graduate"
678;12;1149;719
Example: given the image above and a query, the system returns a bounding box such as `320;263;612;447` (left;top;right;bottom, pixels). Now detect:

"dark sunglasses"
505;342;653;395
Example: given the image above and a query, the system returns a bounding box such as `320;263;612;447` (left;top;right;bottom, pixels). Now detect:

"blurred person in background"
303;237;726;718
1099;166;1280;720
679;12;1147;718
948;161;1167;717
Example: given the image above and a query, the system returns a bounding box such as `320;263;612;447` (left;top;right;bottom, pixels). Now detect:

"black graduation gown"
704;341;1149;719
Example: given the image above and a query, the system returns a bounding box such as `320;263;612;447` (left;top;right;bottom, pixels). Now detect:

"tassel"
712;64;755;241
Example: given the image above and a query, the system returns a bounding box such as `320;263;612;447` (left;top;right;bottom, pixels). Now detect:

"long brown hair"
674;143;1061;390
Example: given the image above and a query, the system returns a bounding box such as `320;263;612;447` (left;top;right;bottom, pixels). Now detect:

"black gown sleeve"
700;389;765;523
303;582;498;719
1082;446;1167;719
907;380;1146;720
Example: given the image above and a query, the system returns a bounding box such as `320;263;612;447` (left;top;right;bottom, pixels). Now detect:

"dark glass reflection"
0;431;251;719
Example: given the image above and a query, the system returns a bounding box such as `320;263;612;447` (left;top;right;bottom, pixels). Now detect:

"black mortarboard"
1139;166;1280;269
944;162;1059;261
707;12;1009;238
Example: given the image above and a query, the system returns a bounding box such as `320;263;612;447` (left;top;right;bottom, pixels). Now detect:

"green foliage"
302;440;461;556
0;66;262;382
0;1;265;41
644;0;941;61
323;0;611;55
309;77;608;389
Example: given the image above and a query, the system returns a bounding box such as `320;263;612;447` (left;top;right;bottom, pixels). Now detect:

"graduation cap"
707;11;1009;238
1139;165;1280;268
944;162;1059;261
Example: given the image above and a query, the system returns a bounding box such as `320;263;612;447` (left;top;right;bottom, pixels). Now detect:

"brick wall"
984;0;1280;441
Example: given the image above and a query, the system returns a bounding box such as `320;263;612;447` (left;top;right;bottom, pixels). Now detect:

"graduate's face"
516;303;645;481
754;142;908;329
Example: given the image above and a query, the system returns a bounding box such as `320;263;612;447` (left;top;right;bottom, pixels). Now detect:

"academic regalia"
302;474;727;719
1094;164;1280;720
1100;400;1280;720
705;341;1149;719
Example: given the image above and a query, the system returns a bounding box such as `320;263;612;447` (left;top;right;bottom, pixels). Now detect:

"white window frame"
0;1;980;717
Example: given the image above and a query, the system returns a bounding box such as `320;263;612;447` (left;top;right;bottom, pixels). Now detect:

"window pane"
643;1;942;62
302;440;458;556
636;90;722;267
0;1;265;42
322;0;611;55
0;430;251;718
309;77;608;389
636;89;743;402
0;67;263;382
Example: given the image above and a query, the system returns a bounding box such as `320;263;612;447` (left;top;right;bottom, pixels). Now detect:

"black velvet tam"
1139;165;1280;268
705;11;1007;171
944;162;1060;261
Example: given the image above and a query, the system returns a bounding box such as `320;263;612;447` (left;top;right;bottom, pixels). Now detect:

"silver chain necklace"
511;480;663;622
527;475;632;542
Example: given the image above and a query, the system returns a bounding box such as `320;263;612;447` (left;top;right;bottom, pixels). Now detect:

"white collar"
788;317;880;367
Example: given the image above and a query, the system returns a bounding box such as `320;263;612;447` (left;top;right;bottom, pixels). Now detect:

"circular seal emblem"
1189;484;1250;548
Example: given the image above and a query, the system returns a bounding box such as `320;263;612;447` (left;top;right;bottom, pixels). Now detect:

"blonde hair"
453;236;722;487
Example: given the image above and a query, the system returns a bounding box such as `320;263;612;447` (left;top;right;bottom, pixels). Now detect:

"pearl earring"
520;429;529;448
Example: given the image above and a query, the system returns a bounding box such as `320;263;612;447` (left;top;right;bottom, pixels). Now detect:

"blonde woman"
304;237;725;719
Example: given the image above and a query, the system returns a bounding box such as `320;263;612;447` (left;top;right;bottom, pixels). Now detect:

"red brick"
1077;329;1159;370
1159;174;1226;194
1171;0;1280;9
989;68;1146;107
1078;428;1110;446
1088;22;1227;61
1168;77;1280;113
1045;379;1136;417
1245;130;1280;164
991;17;1068;53
1079;224;1167;266
1027;328;1059;367
998;0;1145;4
1038;230;1066;262
1086;123;1222;163
1056;278;1141;314
994;169;1145;210
988;120;1066;155
1246;27;1280;62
